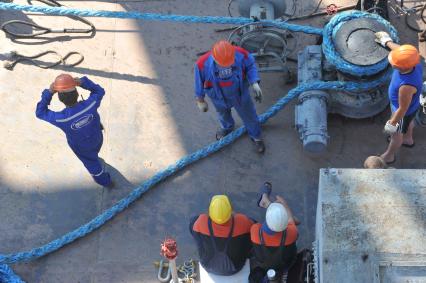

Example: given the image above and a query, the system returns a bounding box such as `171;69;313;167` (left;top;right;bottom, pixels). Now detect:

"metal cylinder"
295;45;329;153
295;92;329;153
238;0;287;19
250;1;275;20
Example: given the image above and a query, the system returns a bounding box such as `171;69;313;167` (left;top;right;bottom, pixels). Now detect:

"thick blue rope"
0;4;395;282
0;74;391;266
0;264;24;283
0;2;323;35
322;10;399;76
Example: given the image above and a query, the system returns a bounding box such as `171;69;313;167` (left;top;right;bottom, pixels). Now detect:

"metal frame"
228;22;295;74
373;260;426;283
388;0;426;16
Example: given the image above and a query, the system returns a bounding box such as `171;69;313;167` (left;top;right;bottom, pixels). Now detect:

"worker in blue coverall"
194;40;266;153
36;74;113;187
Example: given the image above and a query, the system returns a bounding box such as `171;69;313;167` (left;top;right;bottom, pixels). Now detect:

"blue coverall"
36;76;111;186
194;47;262;140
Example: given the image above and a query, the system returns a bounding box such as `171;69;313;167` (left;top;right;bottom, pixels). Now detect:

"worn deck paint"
0;0;425;282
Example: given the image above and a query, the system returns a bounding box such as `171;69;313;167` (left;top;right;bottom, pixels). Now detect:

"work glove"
420;94;426;107
49;83;57;94
196;100;208;112
375;31;393;47
383;120;398;135
74;77;81;86
252;82;263;103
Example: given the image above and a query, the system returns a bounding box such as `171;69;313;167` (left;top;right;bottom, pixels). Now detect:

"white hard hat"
266;203;288;232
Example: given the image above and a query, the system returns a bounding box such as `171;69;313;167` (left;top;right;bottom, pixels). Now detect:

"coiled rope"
0;3;397;282
1;0;95;39
3;50;84;70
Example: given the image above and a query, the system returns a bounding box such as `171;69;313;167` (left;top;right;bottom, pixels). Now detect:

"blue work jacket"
36;76;105;150
194;47;260;109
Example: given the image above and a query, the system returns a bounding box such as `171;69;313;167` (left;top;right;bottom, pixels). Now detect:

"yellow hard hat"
209;195;232;224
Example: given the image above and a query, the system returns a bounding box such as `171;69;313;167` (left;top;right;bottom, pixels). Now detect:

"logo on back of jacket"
71;114;94;130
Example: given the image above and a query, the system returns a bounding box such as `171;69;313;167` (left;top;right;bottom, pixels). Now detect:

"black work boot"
216;128;233;140
104;180;115;189
252;139;265;154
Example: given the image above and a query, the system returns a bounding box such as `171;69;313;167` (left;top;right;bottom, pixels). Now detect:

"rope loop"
322;10;399;76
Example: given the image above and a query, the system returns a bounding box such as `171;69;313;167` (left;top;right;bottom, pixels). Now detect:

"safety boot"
104;180;115;189
252;139;265;154
215;128;233;140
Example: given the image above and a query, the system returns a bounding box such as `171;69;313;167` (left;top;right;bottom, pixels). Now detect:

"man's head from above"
364;156;388;169
209;195;232;225
388;44;420;73
58;89;79;107
53;74;79;107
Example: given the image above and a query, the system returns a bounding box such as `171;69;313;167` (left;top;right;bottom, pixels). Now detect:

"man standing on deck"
375;32;423;164
36;74;113;187
194;40;266;153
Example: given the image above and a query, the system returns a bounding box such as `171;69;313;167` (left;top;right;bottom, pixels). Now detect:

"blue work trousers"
69;136;111;186
214;95;262;140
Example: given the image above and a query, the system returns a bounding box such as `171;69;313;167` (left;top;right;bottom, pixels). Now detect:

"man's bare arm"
389;85;416;125
386;41;401;51
275;196;295;223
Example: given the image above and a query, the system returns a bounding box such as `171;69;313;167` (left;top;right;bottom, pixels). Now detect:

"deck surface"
1;0;425;282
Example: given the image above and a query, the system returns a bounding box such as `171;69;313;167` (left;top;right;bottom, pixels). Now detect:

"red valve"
161;238;178;260
326;4;338;15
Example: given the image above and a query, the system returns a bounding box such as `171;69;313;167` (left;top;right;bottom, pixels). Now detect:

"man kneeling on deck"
249;187;298;283
189;195;254;275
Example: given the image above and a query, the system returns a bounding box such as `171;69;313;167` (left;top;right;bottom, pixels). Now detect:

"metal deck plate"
334;18;390;66
316;169;426;283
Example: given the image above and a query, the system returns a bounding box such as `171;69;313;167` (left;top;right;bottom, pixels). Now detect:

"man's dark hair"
58;89;79;106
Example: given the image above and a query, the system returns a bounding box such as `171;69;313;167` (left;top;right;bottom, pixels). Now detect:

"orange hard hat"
212;40;235;67
388;45;420;69
53;74;77;92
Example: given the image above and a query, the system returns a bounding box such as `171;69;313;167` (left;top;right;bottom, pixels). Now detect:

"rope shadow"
0;54;159;85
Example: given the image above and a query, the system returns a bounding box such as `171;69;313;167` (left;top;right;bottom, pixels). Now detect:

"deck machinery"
232;0;393;153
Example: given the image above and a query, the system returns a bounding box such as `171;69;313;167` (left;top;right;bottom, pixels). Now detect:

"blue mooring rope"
0;2;323;35
323;10;399;76
0;264;24;283
0;3;396;282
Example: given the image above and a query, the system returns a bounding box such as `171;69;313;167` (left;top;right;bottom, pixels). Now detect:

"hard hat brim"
214;58;235;68
55;86;77;93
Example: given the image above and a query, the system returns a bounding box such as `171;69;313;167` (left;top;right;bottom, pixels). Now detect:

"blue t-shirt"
388;63;423;115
